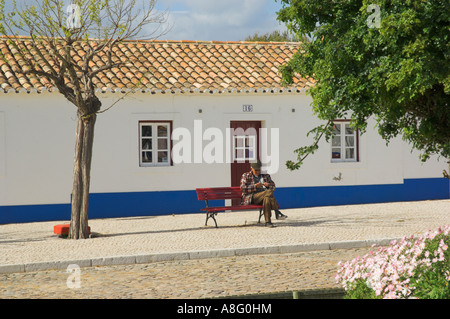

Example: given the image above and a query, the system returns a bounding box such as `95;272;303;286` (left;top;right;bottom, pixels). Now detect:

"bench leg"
258;208;263;224
205;212;218;228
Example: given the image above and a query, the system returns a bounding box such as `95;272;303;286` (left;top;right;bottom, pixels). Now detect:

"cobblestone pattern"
2;200;449;266
0;248;371;299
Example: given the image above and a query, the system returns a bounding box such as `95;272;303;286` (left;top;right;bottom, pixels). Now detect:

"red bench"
196;187;264;227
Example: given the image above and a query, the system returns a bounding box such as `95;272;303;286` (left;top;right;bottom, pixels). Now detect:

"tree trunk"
69;112;97;239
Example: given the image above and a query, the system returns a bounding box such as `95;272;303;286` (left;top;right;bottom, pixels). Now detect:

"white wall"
0;91;447;207
0;92;76;206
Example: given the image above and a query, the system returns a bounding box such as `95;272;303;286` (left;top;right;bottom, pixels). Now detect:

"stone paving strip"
1;200;449;273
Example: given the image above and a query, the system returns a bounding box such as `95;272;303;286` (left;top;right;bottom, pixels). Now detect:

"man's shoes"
275;210;288;220
265;222;275;228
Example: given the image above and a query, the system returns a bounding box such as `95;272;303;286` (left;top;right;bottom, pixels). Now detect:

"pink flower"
335;225;450;299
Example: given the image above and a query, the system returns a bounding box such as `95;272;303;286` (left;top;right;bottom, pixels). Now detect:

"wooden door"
230;121;261;205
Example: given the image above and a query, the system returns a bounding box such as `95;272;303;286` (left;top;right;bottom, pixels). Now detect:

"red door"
230;121;261;205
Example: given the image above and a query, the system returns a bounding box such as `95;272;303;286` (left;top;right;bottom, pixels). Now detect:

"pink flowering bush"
335;225;450;299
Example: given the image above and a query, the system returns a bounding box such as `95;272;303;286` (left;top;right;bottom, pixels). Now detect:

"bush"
335;225;450;299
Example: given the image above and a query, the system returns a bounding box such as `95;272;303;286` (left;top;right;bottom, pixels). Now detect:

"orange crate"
54;224;90;235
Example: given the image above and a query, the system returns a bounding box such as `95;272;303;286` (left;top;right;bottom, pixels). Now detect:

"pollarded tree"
276;0;449;174
0;0;168;238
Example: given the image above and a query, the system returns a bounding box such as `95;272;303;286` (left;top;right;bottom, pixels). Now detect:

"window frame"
331;120;360;163
139;121;173;167
233;134;257;162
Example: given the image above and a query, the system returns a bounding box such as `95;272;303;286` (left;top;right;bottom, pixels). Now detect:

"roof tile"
0;38;312;94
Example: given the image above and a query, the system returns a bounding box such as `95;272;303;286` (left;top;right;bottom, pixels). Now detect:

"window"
331;121;359;162
233;135;256;162
139;121;172;167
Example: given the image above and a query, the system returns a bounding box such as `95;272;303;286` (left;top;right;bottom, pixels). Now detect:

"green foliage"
286;120;334;170
244;29;300;42
277;0;450;169
344;280;380;299
410;233;450;299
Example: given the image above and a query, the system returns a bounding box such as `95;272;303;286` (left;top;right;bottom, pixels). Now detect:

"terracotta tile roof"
0;37;313;94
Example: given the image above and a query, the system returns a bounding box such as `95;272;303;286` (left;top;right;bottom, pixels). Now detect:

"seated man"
240;160;287;227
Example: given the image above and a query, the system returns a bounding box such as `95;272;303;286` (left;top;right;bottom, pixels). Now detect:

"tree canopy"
277;0;449;169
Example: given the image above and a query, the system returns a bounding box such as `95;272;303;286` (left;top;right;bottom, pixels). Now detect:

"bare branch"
0;0;169;107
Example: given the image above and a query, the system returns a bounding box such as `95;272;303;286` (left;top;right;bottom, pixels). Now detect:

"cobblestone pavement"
1;200;448;299
2;200;449;267
0;247;372;299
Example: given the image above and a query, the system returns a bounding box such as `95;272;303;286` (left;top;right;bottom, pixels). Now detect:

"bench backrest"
196;187;242;201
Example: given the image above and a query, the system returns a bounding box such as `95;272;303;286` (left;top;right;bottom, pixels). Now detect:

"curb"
0;237;400;274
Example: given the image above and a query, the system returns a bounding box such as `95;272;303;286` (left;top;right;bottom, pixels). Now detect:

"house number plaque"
243;105;253;112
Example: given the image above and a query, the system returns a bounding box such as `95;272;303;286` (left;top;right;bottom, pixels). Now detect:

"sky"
154;0;287;41
2;0;287;42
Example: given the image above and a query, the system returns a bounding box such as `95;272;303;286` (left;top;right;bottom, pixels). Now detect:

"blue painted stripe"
0;178;448;224
275;178;450;209
87;190;207;219
0;203;71;224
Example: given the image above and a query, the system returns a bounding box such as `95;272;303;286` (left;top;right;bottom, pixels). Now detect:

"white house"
0;39;448;223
